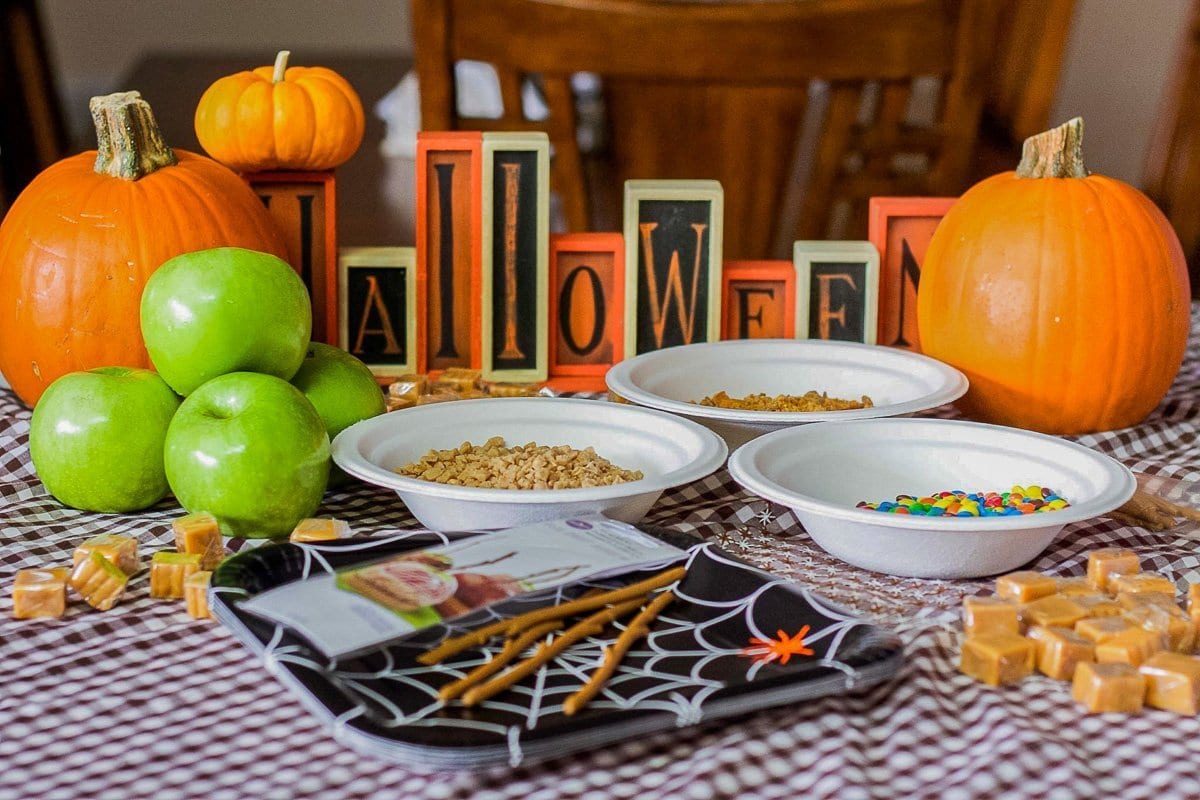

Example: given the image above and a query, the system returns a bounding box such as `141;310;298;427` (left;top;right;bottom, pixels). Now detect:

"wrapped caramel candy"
485;382;540;398
1055;578;1096;596
962;596;1019;638
1123;602;1196;653
388;373;428;401
172;512;225;570
184;571;212;620
960;633;1034;686
1117;591;1176;611
1075;616;1136;644
150;552;202;599
385;396;415;413
1189;584;1200;626
1072;595;1123;618
415;391;460;405
1108;572;1176;597
1140;652;1200;714
1087;548;1140;592
1072;661;1145;713
73;534;139;577
1027;626;1095;681
70;552;128;611
438;367;482;392
290;518;349;543
996;571;1057;603
1095;627;1164;667
1019;595;1088;629
12;567;69;619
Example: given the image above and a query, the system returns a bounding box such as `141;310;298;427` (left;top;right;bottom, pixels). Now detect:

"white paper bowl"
605;339;968;447
332;397;728;531
728;418;1136;579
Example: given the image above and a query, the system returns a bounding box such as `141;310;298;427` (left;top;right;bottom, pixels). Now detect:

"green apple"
30;367;181;512
140;247;311;396
164;372;330;538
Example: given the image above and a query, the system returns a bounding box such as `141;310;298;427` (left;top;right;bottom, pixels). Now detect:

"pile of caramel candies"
960;548;1200;714
11;514;349;621
385;368;550;411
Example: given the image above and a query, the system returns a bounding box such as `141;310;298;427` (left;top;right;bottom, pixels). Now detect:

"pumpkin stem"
1016;116;1089;179
272;50;290;83
90;91;177;180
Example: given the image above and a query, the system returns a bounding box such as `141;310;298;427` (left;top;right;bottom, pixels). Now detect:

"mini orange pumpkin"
0;92;288;406
918;118;1190;434
194;50;365;172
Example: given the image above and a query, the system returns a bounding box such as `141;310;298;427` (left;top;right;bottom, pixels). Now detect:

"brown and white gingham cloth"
5;316;1200;800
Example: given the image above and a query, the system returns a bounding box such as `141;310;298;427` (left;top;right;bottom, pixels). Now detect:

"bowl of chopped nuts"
331;397;728;531
605;339;969;447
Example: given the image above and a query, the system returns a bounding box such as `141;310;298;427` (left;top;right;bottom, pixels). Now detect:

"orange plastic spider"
741;626;814;665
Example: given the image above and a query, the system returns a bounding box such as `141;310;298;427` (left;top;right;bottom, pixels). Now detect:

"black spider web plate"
211;527;903;770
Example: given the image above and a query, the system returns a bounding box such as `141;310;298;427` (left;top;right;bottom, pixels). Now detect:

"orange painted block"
547;232;625;389
867;196;956;351
245;170;338;345
721;260;795;340
416;131;483;374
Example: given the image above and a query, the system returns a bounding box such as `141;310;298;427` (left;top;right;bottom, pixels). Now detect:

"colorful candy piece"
962;596;1020;638
184;571;212;620
150;552;202;599
860;487;1069;517
73;534;139;577
70;552;128;611
1140;652;1200;714
290;518;349;543
1072;661;1145;713
960;633;1034;686
172;512;225;570
1027;626;1095;681
996;571;1058;604
1087;548;1140;592
12;567;70;619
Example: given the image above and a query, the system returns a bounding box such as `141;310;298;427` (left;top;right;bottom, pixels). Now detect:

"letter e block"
793;241;879;344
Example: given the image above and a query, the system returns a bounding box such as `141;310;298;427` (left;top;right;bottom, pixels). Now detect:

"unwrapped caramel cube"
70;552;128;611
1020;595;1089;629
150;552;202;599
1109;572;1176;597
1072;661;1145;713
289;517;349;543
962;596;1020;638
1055;578;1096;596
1095;627;1164;666
1141;652;1200;714
438;367;481;392
996;571;1058;603
12;567;69;619
1087;548;1140;592
485;382;540;398
1073;595;1124;618
1124;602;1196;653
73;534;139;577
415;391;459;405
388;373;427;401
1027;626;1096;680
172;512;225;570
960;633;1034;686
1076;616;1137;644
184;571;212;620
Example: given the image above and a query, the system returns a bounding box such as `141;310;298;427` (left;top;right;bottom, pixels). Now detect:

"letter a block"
416;132;483;373
481;132;550;382
245;170;338;345
867;197;956;351
339;247;418;377
547;232;625;391
792;241;880;344
624;180;723;357
721;260;795;340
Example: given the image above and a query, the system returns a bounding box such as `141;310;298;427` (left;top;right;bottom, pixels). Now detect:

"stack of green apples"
28;247;385;538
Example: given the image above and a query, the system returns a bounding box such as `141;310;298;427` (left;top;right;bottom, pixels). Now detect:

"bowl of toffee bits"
605;339;968;447
332;397;727;531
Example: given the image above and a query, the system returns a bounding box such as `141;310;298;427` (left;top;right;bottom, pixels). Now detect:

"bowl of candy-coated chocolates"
605;339;968;448
727;417;1136;579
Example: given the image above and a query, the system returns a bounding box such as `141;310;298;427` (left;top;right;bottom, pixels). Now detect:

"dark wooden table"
109;53;416;248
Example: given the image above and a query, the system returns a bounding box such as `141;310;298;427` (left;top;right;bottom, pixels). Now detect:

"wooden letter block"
867;197;956;351
246;171;338;345
624;180;723;356
416;131;483;373
547;232;625;391
720;260;795;340
481;132;549;382
792;242;879;344
338;247;418;378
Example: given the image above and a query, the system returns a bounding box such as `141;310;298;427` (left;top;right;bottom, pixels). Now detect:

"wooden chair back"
413;0;1001;258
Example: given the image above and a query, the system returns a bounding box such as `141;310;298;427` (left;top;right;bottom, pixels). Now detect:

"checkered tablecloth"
5;319;1200;800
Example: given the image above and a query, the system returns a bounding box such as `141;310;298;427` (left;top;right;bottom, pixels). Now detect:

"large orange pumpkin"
918;118;1190;434
0;91;288;406
194;50;365;172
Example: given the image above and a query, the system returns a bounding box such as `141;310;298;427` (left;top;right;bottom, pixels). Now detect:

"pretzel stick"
1116;491;1185;530
563;589;678;716
437;620;563;701
1143;494;1200;523
1108;509;1166;531
460;596;648;707
418;566;687;665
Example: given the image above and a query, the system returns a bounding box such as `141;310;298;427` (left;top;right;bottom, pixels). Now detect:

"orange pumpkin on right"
918;117;1190;435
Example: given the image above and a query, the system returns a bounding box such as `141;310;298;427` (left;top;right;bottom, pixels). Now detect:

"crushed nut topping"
395;437;644;490
694;390;873;412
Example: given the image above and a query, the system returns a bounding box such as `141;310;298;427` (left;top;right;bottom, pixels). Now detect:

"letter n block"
481;132;549;382
338;247;418;379
721;260;795;340
623;180;723;357
793;241;879;344
245;170;338;345
416;131;483;373
867;197;957;351
547;232;624;391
